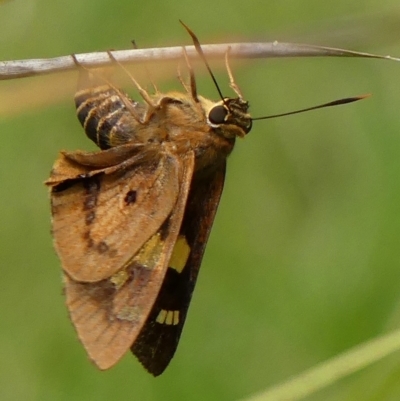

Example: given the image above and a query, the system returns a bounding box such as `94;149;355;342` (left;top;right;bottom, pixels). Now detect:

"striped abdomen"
75;85;142;150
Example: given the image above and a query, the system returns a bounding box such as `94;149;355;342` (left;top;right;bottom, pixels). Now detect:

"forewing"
64;151;195;369
48;147;180;282
131;162;227;376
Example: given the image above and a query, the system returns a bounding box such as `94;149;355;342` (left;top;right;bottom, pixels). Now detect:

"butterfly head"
205;97;252;139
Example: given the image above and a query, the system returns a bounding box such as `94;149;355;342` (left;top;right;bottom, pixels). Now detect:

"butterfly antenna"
252;94;371;120
180;20;226;103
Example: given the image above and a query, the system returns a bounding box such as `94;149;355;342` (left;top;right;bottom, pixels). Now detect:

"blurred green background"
2;1;400;400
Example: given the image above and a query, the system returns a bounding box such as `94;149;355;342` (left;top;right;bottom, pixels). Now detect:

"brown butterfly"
45;23;366;376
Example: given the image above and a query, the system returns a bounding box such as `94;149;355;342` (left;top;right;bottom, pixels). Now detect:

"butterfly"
45;23;253;376
45;22;366;376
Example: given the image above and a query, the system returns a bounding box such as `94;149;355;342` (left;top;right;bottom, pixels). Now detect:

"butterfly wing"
62;150;195;369
131;162;227;376
47;144;181;282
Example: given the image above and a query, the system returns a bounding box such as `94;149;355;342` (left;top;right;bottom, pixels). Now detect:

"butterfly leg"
180;46;198;102
106;50;158;122
224;46;244;99
130;40;159;95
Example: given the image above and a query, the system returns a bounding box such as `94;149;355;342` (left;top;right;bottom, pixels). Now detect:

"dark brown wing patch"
131;163;226;376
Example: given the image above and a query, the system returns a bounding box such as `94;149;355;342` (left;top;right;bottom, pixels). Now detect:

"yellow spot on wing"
169;235;190;273
156;309;167;324
110;269;129;289
134;233;164;270
156;309;180;325
116;306;141;322
165;311;174;325
111;232;164;290
173;310;179;325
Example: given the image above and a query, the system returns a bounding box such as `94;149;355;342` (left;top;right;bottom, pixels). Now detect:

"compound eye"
208;105;228;125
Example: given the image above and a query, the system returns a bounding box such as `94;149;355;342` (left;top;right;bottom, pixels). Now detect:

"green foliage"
1;1;400;400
